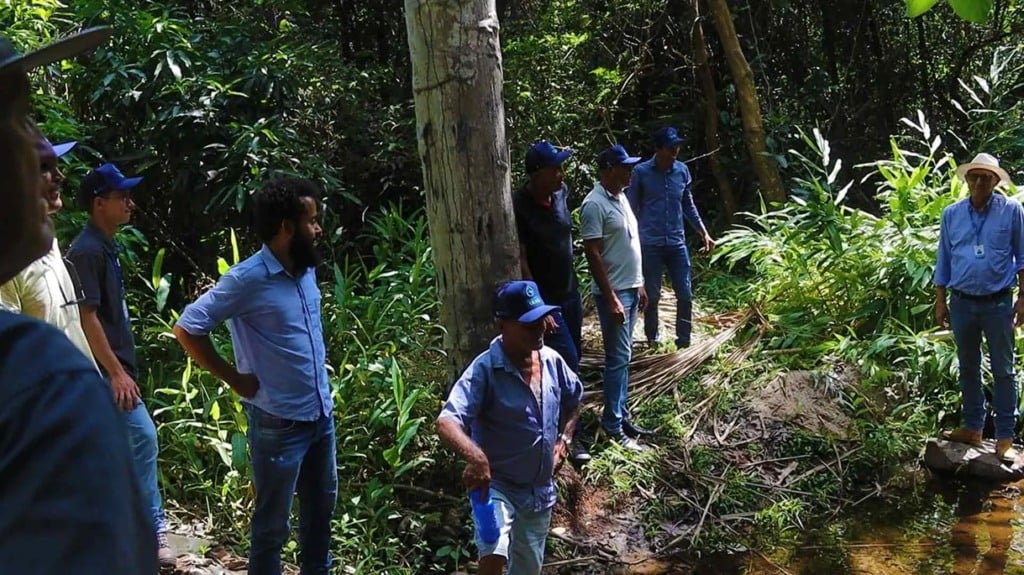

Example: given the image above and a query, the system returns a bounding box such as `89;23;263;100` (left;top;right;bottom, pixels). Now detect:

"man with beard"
0;28;158;574
438;280;584;575
1;131;95;365
67;162;176;567
174;177;336;575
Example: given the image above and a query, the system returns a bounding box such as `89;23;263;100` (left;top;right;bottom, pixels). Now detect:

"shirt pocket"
991;223;1013;249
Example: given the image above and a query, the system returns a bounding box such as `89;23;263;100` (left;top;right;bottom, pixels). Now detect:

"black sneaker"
608;432;646;452
569;442;592;464
623;419;654;439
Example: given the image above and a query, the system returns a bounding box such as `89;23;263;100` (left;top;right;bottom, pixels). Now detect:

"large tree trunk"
691;0;738;224
404;0;519;378
704;0;786;205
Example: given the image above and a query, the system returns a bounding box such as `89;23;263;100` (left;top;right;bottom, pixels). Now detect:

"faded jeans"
474;488;552;575
245;405;338;575
123;401;168;534
949;292;1019;439
594;288;640;435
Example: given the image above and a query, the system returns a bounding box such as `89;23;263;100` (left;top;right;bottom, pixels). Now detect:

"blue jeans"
544;291;583;373
949;292;1019;439
124;402;167;534
246;405;338;575
595;288;639;434
641;244;693;347
474;488;552;575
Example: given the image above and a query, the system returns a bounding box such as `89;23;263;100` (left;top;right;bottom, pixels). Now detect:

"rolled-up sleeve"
439;363;486;431
67;247;106;308
934;208;951;287
176;270;248;335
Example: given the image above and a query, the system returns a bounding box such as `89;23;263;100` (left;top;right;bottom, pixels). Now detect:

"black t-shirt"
0;311;157;573
513;184;578;304
67;222;138;378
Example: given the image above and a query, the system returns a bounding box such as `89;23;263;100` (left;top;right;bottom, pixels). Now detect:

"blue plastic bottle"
469;488;500;544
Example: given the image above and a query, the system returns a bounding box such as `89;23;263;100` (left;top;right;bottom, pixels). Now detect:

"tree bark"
704;0;786;205
691;0;738;224
404;0;519;378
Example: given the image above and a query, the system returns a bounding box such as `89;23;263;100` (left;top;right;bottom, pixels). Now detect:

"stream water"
630;474;1024;574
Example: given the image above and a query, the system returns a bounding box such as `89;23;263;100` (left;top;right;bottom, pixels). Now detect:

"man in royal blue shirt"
627;127;714;349
174;178;336;575
438;281;583;575
935;153;1024;463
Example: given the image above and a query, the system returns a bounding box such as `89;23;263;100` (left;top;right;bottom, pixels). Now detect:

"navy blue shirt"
0;311;156;573
177;245;333;421
513;184;578;303
66;222;138;378
627;158;706;247
439;338;583;512
936;194;1024;295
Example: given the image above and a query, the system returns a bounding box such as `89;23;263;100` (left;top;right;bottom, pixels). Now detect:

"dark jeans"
544;291;583;373
949;292;1018;439
641;243;693;347
246;405;338;575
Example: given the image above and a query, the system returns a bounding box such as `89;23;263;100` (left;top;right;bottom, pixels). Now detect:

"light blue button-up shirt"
176;245;332;421
627;158;705;247
935;194;1024;295
439;337;583;512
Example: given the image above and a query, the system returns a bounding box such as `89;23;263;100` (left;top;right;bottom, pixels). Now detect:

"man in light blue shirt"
935;153;1024;463
627;126;714;349
174;177;336;575
438;281;583;575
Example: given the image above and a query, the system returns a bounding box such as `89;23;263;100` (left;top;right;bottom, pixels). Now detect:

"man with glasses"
935;153;1024;464
67;162;176;567
0;131;94;365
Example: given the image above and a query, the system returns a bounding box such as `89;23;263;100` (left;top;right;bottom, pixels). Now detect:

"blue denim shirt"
440;337;583;512
627;158;705;247
177;245;333;421
935;194;1024;295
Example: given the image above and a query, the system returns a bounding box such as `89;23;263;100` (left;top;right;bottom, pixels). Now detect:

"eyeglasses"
966;172;996;184
51;258;87;308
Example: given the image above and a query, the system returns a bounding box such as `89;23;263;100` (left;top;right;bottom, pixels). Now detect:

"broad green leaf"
151;248;165;289
905;0;940;18
156;276;170;311
217;257;229;276
949;0;993;23
231;432;248;471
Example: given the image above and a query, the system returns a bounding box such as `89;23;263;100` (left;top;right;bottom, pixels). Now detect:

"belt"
951;288;1013;301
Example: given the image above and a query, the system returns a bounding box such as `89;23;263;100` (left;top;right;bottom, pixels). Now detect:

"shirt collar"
258;244;288;276
596;182;624;201
488;336;522;376
85;220;118;254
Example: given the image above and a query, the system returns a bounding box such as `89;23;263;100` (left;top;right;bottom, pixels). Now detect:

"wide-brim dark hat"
0;27;111;73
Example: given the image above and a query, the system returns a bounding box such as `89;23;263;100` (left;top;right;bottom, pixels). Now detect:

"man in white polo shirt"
580;144;648;450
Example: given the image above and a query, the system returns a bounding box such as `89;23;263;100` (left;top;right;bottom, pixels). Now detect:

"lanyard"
968;201;989;246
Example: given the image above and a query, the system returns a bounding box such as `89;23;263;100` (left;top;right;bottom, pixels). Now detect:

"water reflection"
945;482;1014;574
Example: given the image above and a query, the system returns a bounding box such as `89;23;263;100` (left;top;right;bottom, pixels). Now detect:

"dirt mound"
748;367;856;439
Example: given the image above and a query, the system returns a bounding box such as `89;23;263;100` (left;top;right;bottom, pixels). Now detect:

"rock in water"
923;438;1024;481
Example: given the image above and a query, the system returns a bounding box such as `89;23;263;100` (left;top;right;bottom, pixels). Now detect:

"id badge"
975;244;985;258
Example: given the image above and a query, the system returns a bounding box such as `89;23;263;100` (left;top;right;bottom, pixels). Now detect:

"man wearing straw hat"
935;153;1023;463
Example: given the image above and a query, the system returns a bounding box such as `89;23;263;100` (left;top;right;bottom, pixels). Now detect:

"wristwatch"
558;432;572;446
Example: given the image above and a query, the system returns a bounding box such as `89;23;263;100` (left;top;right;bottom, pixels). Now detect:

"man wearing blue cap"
68;162;177;567
438;280;584;575
628;127;714;349
581;144;648;450
0;27;158;575
0;131;95;364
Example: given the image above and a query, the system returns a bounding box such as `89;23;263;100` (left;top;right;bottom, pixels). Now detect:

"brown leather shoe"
157;532;176;569
942;427;983;448
996;439;1020;464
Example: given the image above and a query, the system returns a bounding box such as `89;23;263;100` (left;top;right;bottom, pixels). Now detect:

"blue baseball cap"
76;163;143;209
525;140;573;174
597;144;642;170
37;136;76;159
654;126;685;149
493;280;560;323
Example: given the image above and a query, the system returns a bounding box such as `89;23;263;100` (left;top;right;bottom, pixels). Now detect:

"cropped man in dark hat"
438;280;584;575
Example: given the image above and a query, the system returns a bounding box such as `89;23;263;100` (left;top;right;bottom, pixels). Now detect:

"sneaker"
623;418;654;439
609;432;646;452
996;439;1020;464
942;427;983;448
569;442;592;464
157;532;176;569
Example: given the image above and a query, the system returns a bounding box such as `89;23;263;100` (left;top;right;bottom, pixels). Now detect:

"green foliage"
906;0;994;23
